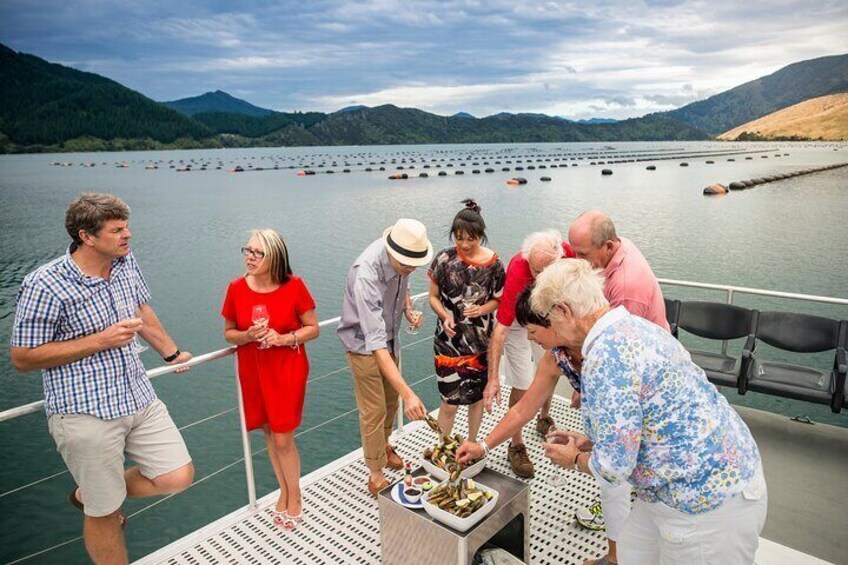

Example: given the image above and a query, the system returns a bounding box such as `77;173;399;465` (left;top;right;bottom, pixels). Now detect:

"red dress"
221;276;315;433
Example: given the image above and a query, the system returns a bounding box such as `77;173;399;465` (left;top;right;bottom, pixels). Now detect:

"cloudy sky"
1;0;846;119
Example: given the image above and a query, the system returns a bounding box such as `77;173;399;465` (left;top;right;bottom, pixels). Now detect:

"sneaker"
536;416;556;437
575;499;605;531
385;445;404;470
507;442;535;478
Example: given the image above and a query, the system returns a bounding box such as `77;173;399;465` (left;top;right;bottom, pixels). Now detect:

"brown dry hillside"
718;93;848;141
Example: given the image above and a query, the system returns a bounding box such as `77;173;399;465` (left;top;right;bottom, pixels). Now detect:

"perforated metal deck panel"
158;390;609;565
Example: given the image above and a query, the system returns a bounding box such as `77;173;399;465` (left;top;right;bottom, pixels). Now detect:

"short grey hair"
520;229;562;260
531;259;609;319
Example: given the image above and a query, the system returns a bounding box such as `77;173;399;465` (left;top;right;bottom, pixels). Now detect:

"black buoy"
540;176;552;182
438;171;447;176
728;181;746;190
419;172;429;178
680;162;689;167
601;169;613;175
485;168;494;173
646;165;656;170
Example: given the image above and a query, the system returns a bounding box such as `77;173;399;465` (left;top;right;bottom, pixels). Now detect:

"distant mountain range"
1;42;845;153
162;90;274;117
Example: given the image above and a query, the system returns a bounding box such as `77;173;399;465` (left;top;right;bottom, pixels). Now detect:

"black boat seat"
741;312;847;413
676;301;757;389
690;352;739;386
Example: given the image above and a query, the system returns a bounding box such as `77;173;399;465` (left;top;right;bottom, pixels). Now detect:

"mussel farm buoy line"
706;162;848;195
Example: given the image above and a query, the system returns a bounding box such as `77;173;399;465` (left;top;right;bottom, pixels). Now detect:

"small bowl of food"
403;487;422;503
413;476;433;491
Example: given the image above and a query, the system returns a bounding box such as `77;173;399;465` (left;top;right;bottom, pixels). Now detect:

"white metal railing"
0;292;430;513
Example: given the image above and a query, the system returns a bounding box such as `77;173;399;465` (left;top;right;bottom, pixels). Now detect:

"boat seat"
664;297;680;337
740;312;847;413
676;301;757;389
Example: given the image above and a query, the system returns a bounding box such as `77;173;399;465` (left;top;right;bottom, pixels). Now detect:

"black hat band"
386;232;428;259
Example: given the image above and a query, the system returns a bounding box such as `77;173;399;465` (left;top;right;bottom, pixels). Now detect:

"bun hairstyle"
450;198;487;244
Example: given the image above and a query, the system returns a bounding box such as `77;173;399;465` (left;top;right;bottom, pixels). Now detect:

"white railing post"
233;356;257;510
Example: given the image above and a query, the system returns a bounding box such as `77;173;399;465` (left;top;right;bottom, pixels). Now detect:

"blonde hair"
251;229;292;284
531;258;608;319
520;229;562;261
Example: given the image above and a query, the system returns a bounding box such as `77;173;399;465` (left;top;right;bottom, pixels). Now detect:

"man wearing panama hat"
338;219;431;496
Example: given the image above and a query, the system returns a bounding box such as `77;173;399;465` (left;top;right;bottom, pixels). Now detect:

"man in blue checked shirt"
11;193;194;565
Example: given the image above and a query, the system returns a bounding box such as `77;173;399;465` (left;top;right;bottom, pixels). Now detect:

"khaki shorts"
48;399;191;517
501;322;544;390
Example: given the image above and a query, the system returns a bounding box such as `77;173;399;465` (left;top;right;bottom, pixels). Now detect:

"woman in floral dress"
427;200;505;442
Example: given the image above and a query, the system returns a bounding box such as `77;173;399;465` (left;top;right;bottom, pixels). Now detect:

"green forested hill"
297;105;708;145
193;110;326;138
667;53;848;135
162;90;275;117
0;44;212;149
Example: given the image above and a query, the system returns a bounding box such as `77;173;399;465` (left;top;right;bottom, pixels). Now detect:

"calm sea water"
1;141;847;563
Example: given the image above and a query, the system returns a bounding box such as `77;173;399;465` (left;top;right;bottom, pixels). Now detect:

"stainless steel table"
378;467;530;565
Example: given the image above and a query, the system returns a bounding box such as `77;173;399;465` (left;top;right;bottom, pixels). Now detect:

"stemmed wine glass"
251;304;270;349
545;430;569;487
460;285;482;324
405;296;426;335
115;300;148;354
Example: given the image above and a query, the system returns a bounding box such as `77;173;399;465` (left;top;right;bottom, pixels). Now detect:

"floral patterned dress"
428;247;505;405
581;307;761;515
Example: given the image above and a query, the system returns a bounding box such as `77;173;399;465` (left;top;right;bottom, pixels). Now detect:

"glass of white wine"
460;285;482;325
116;300;148;354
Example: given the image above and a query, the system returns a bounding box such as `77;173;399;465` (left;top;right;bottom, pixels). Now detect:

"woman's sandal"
282;512;303;531
269;507;287;527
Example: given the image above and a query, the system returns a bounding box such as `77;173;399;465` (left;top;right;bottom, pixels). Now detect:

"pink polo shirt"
603;237;669;332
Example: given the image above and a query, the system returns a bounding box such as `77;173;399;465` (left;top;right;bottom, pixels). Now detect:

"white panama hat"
382;218;433;267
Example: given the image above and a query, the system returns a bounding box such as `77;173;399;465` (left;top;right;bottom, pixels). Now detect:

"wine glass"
460;285;482;324
115;300;148;354
545;431;568;487
251;304;270;349
405;296;426;335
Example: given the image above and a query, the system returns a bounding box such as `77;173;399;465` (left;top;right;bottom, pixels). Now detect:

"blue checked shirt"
11;248;157;419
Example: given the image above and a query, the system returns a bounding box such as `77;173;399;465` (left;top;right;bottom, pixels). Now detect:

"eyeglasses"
240;247;265;260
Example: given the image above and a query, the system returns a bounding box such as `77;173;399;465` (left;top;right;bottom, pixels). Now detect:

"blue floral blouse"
581;307;761;515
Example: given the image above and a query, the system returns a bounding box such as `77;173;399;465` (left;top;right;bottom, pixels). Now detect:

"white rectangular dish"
420;455;486;481
421;479;499;532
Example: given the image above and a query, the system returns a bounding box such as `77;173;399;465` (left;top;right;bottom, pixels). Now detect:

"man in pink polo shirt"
569;210;669;331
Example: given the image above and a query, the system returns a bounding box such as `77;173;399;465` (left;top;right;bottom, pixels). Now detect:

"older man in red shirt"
485;229;575;478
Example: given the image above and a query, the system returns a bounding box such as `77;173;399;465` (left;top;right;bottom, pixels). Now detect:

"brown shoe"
507;443;534;478
536;416;556;437
368;477;391;498
385;445;403;470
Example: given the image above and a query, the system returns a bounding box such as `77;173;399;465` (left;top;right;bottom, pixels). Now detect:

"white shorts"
618;465;768;565
501;322;544;390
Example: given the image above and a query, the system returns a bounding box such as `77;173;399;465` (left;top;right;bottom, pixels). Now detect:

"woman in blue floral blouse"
459;258;767;564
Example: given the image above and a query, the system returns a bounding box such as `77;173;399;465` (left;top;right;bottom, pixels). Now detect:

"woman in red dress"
221;229;318;530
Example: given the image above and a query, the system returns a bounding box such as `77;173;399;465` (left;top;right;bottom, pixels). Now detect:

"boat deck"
135;389;844;565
